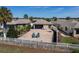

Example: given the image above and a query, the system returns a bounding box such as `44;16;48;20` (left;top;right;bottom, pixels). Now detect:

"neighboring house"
51;20;79;37
7;18;31;26
73;23;79;37
0;18;31;37
7;18;31;30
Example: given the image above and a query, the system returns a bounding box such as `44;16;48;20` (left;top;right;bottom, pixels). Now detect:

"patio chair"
32;33;35;38
36;33;40;38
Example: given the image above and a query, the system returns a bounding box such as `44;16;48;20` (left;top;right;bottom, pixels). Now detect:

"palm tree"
0;7;13;39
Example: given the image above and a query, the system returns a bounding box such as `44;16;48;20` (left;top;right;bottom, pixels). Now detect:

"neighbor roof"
74;23;79;28
51;20;78;28
7;19;31;25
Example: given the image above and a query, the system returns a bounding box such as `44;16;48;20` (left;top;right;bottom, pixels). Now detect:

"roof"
60;22;77;27
7;19;31;25
34;19;52;25
74;23;79;28
51;20;78;28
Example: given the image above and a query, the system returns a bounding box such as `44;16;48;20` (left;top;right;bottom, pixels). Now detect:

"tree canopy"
66;17;71;20
24;14;28;19
53;17;57;21
29;16;34;22
44;18;51;22
0;7;13;23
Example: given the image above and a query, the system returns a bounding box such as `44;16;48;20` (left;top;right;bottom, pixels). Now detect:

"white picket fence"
0;37;79;50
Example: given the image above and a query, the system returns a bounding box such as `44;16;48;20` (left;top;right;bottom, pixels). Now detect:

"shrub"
7;26;19;38
26;25;31;31
16;25;31;32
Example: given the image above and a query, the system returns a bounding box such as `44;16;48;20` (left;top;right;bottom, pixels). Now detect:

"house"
18;19;54;43
51;20;79;37
73;23;79;37
0;18;58;43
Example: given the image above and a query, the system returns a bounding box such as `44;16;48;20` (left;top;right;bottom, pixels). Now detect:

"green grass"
60;37;79;53
60;37;79;44
71;48;79;53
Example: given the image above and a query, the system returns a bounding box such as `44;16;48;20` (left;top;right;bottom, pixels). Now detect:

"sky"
3;6;79;18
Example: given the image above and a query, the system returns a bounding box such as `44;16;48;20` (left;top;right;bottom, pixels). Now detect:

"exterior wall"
73;29;79;37
59;25;73;35
61;26;71;31
43;25;49;29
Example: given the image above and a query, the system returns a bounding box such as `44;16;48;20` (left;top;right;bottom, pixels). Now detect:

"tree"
0;7;13;39
29;16;34;22
24;14;28;19
66;17;70;20
44;18;51;22
53;17;57;21
77;18;79;21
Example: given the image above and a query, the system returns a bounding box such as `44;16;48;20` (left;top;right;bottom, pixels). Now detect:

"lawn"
60;36;79;44
60;36;79;52
71;48;79;53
